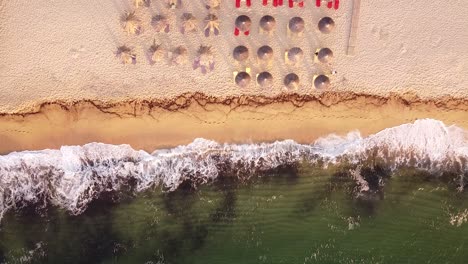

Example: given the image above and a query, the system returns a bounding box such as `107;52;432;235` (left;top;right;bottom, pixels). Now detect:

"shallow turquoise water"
1;166;468;264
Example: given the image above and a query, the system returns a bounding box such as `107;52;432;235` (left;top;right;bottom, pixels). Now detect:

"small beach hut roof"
233;46;249;62
284;73;300;89
235;15;252;31
260;15;276;32
257;72;273;88
318;17;335;34
288;17;305;33
257;45;273;61
317;48;334;63
287;47;304;64
235;72;251;87
314;75;330;89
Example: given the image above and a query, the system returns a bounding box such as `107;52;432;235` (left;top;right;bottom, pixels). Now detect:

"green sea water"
1;166;468;264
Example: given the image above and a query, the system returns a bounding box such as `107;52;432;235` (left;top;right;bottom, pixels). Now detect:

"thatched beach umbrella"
233;46;249;62
152;15;170;33
171;46;188;65
116;45;136;64
121;11;141;35
134;0;149;8
287;47;304;64
257;72;273;88
205;0;221;9
284;73;300;89
257;45;273;62
181;13;197;34
314;75;330;89
166;0;180;9
260;15;276;32
235;72;251;87
288;17;305;34
193;45;215;74
149;40;166;63
204;14;220;37
318;17;335;34
317;48;334;63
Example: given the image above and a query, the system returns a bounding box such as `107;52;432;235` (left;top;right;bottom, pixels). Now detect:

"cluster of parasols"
115;0;337;89
233;14;336;90
116;0;222;73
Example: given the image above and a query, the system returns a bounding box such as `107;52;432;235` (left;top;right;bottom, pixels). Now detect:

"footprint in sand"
399;44;407;54
371;25;390;46
69;45;86;59
430;35;442;47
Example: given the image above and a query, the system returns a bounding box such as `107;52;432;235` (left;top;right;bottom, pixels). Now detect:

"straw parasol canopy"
233;46;249;62
288;17;305;33
235;15;252;32
121;11;141;35
181;13;197;33
171;46;188;65
284;73;300;89
152;15;170;33
134;0;149;8
116;45;136;64
235;72;251;87
314;75;330;89
287;47;304;64
318;17;335;34
257;45;273;62
259;15;276;32
149;40;166;63
194;45;214;73
257;72;273;88
205;0;221;9
317;48;334;63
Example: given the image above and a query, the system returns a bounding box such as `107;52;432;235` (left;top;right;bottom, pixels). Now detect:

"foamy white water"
0;119;466;221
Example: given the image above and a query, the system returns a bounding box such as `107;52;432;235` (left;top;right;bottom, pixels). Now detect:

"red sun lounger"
272;0;283;7
327;0;333;8
288;0;304;8
334;0;339;9
236;0;252;8
316;0;321;7
234;27;250;36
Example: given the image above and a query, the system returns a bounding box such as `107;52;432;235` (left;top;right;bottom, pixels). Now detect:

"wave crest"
0;119;466;221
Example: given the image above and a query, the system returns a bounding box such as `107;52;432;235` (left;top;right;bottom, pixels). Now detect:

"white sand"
0;0;467;113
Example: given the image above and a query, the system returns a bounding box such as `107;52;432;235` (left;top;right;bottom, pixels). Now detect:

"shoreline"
1;92;467;154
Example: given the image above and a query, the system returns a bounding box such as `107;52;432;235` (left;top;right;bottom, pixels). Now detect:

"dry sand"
0;0;467;113
1;92;467;154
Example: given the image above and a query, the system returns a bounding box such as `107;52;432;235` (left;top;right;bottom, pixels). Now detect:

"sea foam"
0;119;466;221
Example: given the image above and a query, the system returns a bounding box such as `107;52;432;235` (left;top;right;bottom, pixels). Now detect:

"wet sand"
1;92;467;154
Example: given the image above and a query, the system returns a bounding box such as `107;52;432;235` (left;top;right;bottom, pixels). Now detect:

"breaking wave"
0;119;467;221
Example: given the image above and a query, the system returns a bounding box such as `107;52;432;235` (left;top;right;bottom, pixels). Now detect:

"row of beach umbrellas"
235;15;335;35
235;71;330;90
233;46;333;64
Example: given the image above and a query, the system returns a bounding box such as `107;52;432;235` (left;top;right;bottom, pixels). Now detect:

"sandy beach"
1;92;466;154
0;0;467;154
